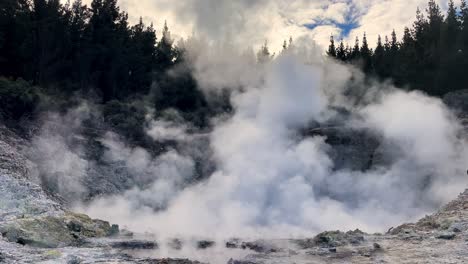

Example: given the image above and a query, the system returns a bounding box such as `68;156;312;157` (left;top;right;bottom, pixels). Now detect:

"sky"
77;0;455;52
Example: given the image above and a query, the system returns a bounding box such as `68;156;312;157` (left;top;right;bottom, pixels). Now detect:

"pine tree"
372;35;385;77
384;35;390;51
413;7;427;49
390;30;398;52
445;0;460;43
360;32;372;72
0;0;33;78
461;0;468;48
128;17;157;94
349;36;360;61
345;43;351;58
257;40;271;63
327;35;337;57
397;27;416;87
68;0;90;88
85;0;132;101
426;0;444;95
31;0;70;84
155;20;175;72
336;40;347;61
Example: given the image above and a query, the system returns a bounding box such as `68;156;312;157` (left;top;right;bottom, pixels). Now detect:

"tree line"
1;0;466;135
0;0;215;137
327;0;468;96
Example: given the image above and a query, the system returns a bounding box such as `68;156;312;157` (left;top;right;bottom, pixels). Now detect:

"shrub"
102;100;146;142
0;77;39;121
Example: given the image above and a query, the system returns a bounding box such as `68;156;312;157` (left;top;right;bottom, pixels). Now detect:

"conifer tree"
372;35;385;77
257;40;272;63
327;35;337;57
349;36;360;61
155;20;175;72
360;33;372;72
336;40;347;61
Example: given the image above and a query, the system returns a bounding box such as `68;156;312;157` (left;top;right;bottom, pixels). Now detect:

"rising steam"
75;42;468;242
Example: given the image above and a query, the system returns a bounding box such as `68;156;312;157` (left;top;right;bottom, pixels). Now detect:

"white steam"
146;119;189;141
28;104;91;201
95;131;195;210
79;43;468;242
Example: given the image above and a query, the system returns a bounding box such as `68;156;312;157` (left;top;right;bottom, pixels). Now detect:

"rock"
0;216;76;248
196;240;215;249
63;212;117;238
227;259;258;264
373;243;382;250
167;239;182;250
109;224;120;236
449;223;464;233
67;255;83;264
226;241;238;248
296;229;366;249
136;258;204;264
119;228;134;237
0;212;119;248
111;240;158;250
0;138;63;222
240;241;277;253
436;232;456;240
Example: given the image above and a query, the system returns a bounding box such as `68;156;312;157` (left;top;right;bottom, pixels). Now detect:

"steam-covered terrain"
2;45;468;263
2;0;468;263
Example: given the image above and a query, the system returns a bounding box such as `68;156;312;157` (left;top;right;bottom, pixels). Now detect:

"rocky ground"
1;121;468;264
2;188;468;263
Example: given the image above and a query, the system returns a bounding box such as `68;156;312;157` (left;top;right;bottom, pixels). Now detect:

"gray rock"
0;212;117;248
197;240;215;249
296;229;366;249
227;259;258;264
67;255;83;264
449;223;464;233
436;232;456;240
111;240;158;250
373;242;382;250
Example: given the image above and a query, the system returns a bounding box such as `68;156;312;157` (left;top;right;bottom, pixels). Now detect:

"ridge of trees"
0;0;167;100
0;0;219;135
1;0;466;134
327;0;468;96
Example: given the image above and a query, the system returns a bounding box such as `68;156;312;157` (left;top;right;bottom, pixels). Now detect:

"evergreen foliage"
327;0;468;95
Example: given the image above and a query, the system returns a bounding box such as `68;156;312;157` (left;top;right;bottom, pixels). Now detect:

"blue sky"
304;1;361;40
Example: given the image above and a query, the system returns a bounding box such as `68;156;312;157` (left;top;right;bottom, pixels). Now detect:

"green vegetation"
328;0;468;96
0;0;466;140
0;77;39;121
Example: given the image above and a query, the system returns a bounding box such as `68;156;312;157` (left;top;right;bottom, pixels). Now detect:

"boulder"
0;212;118;248
296;229;366;249
436;232;456;240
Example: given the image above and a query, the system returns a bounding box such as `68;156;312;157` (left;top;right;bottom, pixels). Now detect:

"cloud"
74;0;457;51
